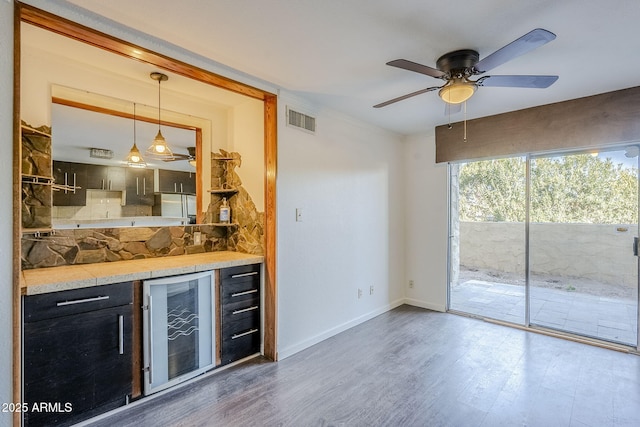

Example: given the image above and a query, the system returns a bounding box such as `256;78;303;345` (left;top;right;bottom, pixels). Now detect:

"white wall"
230;99;265;210
0;2;13;425
403;132;449;312
276;94;406;358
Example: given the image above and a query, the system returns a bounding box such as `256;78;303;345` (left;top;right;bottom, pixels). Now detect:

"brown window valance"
435;86;640;163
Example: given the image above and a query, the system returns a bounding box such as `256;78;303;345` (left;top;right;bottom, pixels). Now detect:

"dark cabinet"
125;168;154;205
86;164;126;191
52;161;87;206
158;169;196;194
219;264;261;365
23;282;133;427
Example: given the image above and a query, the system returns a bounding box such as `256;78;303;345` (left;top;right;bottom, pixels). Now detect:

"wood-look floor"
86;305;640;427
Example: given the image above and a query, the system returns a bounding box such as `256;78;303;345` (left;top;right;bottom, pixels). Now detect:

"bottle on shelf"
219;197;231;224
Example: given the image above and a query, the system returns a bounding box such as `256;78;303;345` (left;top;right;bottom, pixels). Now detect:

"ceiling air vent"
286;107;316;134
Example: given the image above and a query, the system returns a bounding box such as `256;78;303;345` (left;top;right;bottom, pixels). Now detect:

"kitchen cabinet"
86;164;126;191
158;169;196;194
52;160;87;206
219;264;261;365
22;282;133;427
125;168;154;205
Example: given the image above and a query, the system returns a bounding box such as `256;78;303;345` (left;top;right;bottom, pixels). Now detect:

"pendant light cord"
157;79;161;131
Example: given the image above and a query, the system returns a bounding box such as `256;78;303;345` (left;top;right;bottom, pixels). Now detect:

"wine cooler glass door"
143;270;214;395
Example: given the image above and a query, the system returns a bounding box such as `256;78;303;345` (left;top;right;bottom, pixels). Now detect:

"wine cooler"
142;271;215;395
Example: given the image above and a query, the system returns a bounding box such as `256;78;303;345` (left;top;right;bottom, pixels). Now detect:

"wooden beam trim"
435;86;640;163
52;97;199;131
13;4;22;426
263;94;278;361
19;3;272;101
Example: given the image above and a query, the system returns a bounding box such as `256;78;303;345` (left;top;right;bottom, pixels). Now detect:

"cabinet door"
125;168;154;206
52;161;87;206
158;169;196;194
23;304;133;427
181;171;196;194
86;165;126;191
107;166;126;191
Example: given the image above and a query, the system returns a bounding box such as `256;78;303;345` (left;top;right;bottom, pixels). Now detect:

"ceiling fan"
163;146;196;164
374;28;558;109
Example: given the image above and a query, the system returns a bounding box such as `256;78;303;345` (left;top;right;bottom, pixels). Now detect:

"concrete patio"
450;279;638;346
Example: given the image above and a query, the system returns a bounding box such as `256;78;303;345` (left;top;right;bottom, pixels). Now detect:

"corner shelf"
21;174;54;185
209;188;239;195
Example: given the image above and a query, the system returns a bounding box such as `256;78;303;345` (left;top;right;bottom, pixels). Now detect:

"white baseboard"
403;298;446;312
278;298;405;360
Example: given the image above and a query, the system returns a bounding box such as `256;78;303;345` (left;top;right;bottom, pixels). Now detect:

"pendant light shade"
147;72;174;159
127;103;147;168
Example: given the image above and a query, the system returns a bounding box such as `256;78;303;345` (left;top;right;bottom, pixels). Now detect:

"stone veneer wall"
21;150;265;269
207;150;264;255
21;225;228;269
21;122;52;229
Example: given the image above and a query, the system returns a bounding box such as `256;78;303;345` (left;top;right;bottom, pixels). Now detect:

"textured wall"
460;221;638;287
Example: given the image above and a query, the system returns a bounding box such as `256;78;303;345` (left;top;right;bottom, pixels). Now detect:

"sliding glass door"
529;149;638;346
448;157;527;324
449;147;639;348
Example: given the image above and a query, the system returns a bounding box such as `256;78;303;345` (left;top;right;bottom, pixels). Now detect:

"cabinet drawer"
222;310;260;335
24;282;133;323
220;280;260;305
221;324;260;364
220;263;261;283
221;298;260;322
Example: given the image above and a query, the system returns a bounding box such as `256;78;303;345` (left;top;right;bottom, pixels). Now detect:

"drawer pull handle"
56;295;109;307
230;271;258;279
231;329;259;340
232;305;259;315
231;289;258;297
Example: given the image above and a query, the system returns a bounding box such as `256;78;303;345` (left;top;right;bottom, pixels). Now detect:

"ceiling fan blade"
373;86;441;108
387;59;446;78
479;75;558;88
162;153;192;162
474;28;556;73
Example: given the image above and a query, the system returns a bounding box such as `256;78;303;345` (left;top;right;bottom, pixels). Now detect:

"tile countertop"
21;251;264;295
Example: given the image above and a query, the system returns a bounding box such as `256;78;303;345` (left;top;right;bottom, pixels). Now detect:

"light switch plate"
296;208;303;222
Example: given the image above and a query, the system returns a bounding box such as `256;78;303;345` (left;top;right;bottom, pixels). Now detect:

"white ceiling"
59;0;640;135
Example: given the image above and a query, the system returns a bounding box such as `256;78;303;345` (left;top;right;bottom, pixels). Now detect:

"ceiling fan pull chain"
463;101;468;143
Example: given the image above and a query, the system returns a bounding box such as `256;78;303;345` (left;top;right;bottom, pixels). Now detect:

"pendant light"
127;103;147;168
147;72;174;159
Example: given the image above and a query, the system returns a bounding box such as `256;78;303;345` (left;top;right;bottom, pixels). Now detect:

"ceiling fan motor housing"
436;49;479;77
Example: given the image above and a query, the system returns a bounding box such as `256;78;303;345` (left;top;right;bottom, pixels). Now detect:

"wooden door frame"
13;1;278;412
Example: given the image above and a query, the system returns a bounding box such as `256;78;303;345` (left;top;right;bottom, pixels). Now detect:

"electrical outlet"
370;285;374;295
193;231;202;245
358;288;363;299
409;280;414;288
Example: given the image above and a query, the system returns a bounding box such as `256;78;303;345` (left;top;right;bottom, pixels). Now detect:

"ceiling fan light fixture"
439;79;476;104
